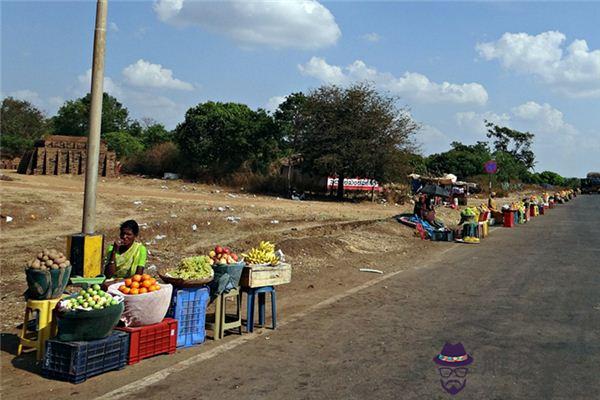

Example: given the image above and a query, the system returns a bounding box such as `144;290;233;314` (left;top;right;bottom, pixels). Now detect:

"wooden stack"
18;135;117;177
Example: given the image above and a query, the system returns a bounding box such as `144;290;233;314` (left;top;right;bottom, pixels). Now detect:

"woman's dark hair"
120;219;139;236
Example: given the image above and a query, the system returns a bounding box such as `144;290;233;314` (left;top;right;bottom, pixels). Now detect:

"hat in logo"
433;342;474;367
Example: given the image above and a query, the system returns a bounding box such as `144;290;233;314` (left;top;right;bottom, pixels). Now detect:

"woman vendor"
104;220;147;279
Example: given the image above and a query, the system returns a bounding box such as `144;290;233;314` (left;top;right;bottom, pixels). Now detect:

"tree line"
0;83;579;196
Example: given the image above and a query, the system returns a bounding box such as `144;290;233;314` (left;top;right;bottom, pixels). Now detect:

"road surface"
96;195;599;400
5;196;598;400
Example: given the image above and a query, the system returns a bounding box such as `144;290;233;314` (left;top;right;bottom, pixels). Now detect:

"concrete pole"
82;0;108;234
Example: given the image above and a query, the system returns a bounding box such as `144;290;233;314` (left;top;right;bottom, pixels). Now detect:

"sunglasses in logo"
438;367;468;378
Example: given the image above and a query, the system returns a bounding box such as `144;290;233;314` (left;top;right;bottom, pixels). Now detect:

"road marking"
96;245;459;400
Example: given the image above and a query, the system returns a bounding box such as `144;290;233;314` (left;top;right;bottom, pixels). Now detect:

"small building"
17;135;118;177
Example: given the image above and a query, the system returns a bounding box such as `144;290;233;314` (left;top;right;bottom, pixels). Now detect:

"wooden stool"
243;286;277;333
17;298;62;360
205;287;242;340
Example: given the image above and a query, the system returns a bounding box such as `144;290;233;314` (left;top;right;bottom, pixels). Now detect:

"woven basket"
158;268;214;288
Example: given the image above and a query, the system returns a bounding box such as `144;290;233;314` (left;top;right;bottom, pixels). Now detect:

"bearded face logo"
438;366;469;395
432;342;473;396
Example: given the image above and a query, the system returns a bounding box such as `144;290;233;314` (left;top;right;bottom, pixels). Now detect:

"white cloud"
298;57;346;85
109;22;119;33
153;0;341;49
76;69;123;98
418;125;452;155
455;111;511;136
511;101;578;136
5;90;64;115
122;59;194;91
477;31;600;98
454;102;595;176
7;89;42;105
265;95;286;112
299;57;489;105
72;68;187;129
362;32;381;43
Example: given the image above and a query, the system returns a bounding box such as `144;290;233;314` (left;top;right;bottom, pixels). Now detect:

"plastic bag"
108;282;173;327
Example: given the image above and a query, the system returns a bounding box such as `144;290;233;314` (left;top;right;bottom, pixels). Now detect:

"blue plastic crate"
42;331;128;384
166;286;209;348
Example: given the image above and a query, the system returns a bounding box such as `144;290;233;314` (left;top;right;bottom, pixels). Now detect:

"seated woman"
104;220;147;279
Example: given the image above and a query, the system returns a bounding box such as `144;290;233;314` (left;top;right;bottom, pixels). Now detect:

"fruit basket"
158;269;214;288
56;292;124;341
26;265;72;300
25;249;73;300
158;256;214;288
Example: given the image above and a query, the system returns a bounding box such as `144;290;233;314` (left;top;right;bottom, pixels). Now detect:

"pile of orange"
118;274;161;295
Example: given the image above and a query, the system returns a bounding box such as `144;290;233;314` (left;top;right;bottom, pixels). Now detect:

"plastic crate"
115;318;178;365
42;331;128;384
430;230;453;242
166;287;209;348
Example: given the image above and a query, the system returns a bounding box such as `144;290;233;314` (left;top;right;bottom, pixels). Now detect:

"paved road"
122;196;599;400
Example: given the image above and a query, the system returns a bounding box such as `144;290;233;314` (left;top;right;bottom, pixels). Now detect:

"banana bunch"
242;241;279;265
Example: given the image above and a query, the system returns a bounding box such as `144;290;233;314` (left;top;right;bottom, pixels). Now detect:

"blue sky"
2;1;599;177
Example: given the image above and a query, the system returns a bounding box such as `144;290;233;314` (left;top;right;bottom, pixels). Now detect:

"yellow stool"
17;298;62;360
205;288;242;340
479;221;489;238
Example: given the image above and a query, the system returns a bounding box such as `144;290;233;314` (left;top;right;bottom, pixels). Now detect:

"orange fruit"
132;274;142;282
124;278;132;287
129;288;139;295
151;284;161;291
141;274;151;281
147;278;156;286
142;280;152;288
120;286;131;294
139;287;148;294
130;281;140;289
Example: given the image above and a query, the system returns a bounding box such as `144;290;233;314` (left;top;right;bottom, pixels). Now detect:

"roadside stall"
15;239;292;384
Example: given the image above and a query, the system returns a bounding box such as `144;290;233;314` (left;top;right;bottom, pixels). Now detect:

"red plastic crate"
115;318;178;365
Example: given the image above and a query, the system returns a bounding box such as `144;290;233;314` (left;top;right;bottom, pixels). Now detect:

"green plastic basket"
25;265;72;300
69;275;106;289
56;296;124;342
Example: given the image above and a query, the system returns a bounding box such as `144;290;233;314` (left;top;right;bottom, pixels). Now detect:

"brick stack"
18;135;118;177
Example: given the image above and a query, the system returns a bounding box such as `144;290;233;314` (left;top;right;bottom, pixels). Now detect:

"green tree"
104;131;144;159
174;102;284;177
538;170;565;186
485;121;535;170
273;92;307;153
296;83;419;198
0;97;49;157
52;93;130;136
426;141;492;179
140;118;172;148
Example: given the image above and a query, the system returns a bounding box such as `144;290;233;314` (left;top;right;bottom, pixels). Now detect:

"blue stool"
242;286;276;333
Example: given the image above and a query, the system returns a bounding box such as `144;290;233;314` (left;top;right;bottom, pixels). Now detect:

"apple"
209;250;216;258
215;245;223;254
232;254;239;262
223;247;230;254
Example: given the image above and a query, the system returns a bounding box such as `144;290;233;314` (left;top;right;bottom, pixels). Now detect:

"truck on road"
581;172;600;194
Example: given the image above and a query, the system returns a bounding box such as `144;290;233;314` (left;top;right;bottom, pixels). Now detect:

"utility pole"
82;0;108;234
67;0;108;278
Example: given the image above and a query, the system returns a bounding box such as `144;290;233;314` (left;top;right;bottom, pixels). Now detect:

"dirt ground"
0;170;534;396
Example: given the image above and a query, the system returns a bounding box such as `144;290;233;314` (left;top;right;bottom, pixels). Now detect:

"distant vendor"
104;220;147;279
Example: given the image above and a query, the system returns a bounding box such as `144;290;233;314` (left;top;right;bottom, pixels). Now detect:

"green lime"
79;289;86;296
92;284;101;291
